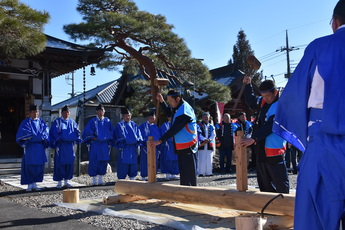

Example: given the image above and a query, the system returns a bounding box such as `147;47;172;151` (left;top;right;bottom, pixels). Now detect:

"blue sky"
21;0;337;104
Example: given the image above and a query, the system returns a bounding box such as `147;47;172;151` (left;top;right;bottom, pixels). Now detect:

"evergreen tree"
64;0;230;112
228;29;262;85
0;0;49;59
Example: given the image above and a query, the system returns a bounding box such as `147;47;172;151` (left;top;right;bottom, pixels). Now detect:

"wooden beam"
235;131;248;191
114;180;295;216
147;136;156;183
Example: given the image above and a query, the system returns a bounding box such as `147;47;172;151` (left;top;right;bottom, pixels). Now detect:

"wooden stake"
63;188;79;203
147;136;156;183
235;216;264;230
114;180;295;216
235;131;248;191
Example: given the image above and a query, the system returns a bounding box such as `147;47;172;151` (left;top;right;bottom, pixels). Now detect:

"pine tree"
228;29;262;85
64;0;230;113
0;0;49;59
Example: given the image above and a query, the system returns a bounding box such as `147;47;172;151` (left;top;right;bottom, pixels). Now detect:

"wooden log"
235;131;248;191
103;194;147;205
147;136;156;183
114;180;295;216
63;188;79;203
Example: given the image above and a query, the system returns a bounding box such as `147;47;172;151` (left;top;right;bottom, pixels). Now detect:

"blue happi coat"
49;117;81;181
160;121;179;175
50;117;81;164
16;118;49;165
16;117;49;184
115;120;142;164
160;121;177;161
172;102;198;153
82;117;114;176
139;121;161;177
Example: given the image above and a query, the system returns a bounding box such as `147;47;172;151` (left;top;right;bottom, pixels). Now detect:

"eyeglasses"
330;17;334;25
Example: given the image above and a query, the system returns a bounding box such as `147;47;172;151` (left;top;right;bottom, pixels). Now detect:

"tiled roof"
52;80;118;110
130;69;181;89
96;80;119;103
210;65;237;86
33;35;108;78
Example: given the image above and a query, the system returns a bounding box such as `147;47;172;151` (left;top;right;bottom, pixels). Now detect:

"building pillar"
41;69;52;171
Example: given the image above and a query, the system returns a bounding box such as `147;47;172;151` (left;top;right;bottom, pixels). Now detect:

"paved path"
0;198;101;230
0;174;86;190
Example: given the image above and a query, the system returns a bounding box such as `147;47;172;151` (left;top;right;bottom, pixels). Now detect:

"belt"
309;108;322;123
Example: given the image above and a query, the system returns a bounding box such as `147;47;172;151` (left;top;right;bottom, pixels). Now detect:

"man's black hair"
29;104;38;112
96;104;105;111
147;110;155;117
62;105;69;112
121;107;131;115
238;112;246;117
259;80;277;93
334;0;345;24
167;89;181;100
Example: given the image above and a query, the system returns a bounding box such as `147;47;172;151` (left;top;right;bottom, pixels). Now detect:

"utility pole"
65;71;75;98
276;30;299;78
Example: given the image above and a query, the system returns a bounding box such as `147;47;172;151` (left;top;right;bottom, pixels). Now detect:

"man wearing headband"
49;105;81;188
241;79;289;194
273;1;345;228
16;104;49;191
151;89;198;186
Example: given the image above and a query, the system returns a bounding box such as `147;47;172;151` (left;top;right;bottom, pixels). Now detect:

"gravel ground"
0;171;298;230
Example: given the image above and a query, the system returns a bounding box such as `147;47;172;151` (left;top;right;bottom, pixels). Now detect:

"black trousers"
178;152;197;186
256;160;289;193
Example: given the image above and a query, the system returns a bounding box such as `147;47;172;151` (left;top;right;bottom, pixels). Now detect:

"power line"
261;53;286;63
275;30;299;78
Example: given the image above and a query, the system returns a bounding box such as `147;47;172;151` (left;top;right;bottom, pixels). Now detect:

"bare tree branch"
139;65;151;79
139;46;151;53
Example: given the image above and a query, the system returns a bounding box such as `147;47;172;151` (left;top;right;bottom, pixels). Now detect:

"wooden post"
235;131;248;191
63;188;79;203
147;136;156;183
114;180;295;216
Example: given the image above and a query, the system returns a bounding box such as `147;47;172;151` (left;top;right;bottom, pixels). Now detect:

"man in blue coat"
82;104;114;185
139;110;161;181
115;108;143;180
16;104;49;192
241;79;289;194
273;1;345;228
152;90;198;186
49;105;81;188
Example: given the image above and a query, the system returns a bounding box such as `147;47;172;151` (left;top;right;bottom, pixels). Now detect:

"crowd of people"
15;89;301;192
14;0;345;228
